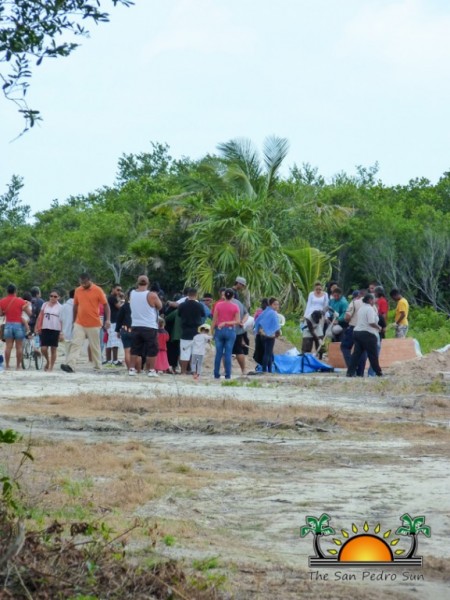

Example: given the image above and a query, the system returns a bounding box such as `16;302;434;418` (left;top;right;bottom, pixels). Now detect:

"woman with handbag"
0;284;32;370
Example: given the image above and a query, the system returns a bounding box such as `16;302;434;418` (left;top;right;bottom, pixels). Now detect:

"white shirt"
41;302;62;331
191;333;212;356
304;292;329;318
60;299;74;340
130;290;158;328
354;303;379;336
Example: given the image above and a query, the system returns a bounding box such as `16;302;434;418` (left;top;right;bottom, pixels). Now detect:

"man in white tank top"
128;276;162;377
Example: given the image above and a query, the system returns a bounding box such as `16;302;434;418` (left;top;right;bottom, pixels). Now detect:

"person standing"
0;284;31;370
35;290;63;371
178;288;204;375
341;289;366;376
200;293;213;323
374;286;389;326
304;281;329;318
390;289;409;338
165;297;182;374
105;283;124;365
232;276;250;310
115;289;133;370
28;286;44;334
347;294;383;377
328;287;348;342
231;296;249;375
191;324;212;379
155;317;170;373
254;298;281;373
252;298;269;368
60;289;75;359
61;273;110;373
128;276;162;377
211;288;240;380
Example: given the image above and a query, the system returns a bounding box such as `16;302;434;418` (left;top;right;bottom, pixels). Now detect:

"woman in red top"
0;284;32;369
211;288;240;379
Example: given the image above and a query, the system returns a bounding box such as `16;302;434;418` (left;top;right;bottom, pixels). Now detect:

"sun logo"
300;513;431;568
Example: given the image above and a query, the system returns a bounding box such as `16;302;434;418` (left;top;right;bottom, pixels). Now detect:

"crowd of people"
301;280;410;377
0;274;409;379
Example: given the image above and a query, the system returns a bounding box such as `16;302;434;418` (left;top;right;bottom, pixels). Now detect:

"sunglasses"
50;295;58;298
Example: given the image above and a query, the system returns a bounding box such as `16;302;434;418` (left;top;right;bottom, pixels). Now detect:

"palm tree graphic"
395;513;431;558
300;513;335;558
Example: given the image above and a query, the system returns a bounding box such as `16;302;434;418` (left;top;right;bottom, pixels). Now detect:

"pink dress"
155;329;170;371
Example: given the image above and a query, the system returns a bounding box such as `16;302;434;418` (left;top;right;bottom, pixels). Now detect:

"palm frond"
217;138;262;188
284;246;333;301
262;135;290;196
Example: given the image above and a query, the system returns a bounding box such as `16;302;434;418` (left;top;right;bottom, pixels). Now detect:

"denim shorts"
4;322;26;341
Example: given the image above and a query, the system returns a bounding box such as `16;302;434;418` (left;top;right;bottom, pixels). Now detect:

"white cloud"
338;0;450;78
143;0;255;60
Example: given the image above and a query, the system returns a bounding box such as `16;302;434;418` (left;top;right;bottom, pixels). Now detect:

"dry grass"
3;391;450;448
3;438;217;524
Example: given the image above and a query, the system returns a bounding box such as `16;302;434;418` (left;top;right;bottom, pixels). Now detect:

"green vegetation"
0;429;221;599
1;139;449;342
0;0;134;130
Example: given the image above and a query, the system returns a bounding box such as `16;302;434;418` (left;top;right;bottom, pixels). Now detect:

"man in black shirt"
29;286;44;334
178;288;204;374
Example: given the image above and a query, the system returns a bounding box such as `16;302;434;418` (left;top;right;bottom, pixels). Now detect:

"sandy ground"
0;341;449;599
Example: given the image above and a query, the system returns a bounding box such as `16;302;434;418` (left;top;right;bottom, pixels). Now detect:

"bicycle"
22;334;44;370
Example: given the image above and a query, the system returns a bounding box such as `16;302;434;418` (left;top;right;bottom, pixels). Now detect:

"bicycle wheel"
21;338;33;370
34;350;44;370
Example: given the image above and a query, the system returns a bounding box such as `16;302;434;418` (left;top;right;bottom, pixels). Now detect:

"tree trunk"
404;534;418;558
313;534;325;558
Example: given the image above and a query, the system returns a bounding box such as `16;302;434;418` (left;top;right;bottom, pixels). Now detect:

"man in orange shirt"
61;273;110;373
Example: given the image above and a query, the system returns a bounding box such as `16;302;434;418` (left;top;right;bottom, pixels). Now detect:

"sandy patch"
0;347;449;599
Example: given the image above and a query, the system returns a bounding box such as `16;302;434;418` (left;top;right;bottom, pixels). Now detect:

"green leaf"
0;429;22;444
418;526;431;538
395;526;411;536
412;516;426;530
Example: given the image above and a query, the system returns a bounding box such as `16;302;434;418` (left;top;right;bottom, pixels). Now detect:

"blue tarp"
273;352;334;374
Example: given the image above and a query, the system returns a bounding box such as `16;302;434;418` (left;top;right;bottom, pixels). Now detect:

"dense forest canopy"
1;138;449;313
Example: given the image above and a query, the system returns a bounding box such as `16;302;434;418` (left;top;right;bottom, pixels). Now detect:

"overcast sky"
1;0;450;215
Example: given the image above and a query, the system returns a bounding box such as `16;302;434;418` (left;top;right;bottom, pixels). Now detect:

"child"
155;317;170;373
191;324;212;379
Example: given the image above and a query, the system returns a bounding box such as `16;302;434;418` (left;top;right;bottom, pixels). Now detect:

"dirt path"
0;353;449;599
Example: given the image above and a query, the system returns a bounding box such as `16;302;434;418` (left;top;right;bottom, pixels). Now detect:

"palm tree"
158;135;349;306
300;513;335;558
183;194;293;297
282;244;334;311
395;513;431;558
158;136;289;218
122;238;164;277
216;136;290;200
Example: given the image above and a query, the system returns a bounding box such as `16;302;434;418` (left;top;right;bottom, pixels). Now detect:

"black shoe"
60;364;74;373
